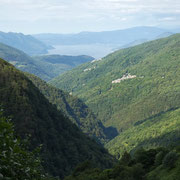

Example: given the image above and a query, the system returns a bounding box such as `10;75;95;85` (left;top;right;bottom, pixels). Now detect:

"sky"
0;0;180;34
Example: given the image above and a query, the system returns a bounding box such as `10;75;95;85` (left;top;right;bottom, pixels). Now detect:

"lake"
47;44;119;59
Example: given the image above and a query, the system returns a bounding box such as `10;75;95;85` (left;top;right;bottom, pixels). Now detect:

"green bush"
0;110;48;180
162;151;178;169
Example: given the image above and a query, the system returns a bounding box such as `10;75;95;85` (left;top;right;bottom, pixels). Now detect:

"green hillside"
0;111;51;180
106;108;180;156
33;54;94;79
50;34;180;153
0;31;52;55
0;42;50;80
0;58;114;178
25;73;116;144
0;43;94;81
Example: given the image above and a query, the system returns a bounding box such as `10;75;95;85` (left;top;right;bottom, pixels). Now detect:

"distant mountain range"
33;26;174;46
33;26;178;58
0;31;53;55
0;27;178;59
50;33;180;155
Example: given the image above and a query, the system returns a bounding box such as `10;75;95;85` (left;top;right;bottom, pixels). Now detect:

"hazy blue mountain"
113;39;148;51
169;28;180;33
33;26;170;46
33;26;173;58
0;31;53;55
155;32;174;39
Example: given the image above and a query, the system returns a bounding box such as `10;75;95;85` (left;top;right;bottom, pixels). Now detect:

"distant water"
47;44;118;59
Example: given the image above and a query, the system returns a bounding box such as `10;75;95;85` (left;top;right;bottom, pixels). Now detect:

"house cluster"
83;66;96;72
112;73;136;84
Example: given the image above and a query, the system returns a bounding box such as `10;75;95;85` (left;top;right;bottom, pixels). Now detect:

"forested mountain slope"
0;42;50;80
33;54;94;79
50;34;180;154
0;43;94;81
106;107;180;156
25;73;116;143
0;31;52;55
0;58;114;178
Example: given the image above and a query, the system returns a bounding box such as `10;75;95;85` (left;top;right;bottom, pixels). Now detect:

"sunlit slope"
50;34;180;133
0;42;94;81
106;107;180;156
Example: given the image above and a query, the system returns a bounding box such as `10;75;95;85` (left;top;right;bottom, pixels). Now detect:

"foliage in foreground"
64;146;180;180
0;110;53;180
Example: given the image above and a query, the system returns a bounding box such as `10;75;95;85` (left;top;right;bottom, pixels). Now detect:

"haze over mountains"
33;26;177;58
0;26;180;179
0;26;178;59
0;31;53;55
33;27;170;45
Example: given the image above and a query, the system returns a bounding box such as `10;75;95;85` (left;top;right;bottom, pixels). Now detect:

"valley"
50;33;180;156
0;27;180;180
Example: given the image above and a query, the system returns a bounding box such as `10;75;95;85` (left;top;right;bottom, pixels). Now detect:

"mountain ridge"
50;34;180;154
0;31;52;55
33;26;172;46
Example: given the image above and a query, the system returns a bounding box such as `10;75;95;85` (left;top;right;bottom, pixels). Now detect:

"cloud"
0;0;180;33
158;17;176;21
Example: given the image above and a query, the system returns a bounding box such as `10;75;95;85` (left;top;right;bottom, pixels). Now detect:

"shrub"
162;151;178;169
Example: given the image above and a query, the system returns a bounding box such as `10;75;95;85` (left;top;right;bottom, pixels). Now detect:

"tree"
0;110;50;180
162;151;178;169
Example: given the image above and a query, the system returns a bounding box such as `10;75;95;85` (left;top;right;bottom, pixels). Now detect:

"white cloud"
0;0;180;33
158;17;176;21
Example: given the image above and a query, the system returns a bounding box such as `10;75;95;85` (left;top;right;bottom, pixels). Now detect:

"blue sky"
0;0;180;34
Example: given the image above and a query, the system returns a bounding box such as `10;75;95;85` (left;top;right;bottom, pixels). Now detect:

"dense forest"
64;146;180;180
0;32;180;179
2;108;179;180
0;58;114;178
0;111;53;180
0;42;94;81
50;34;180;155
0;42;50;80
32;55;94;80
25;73;116;144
